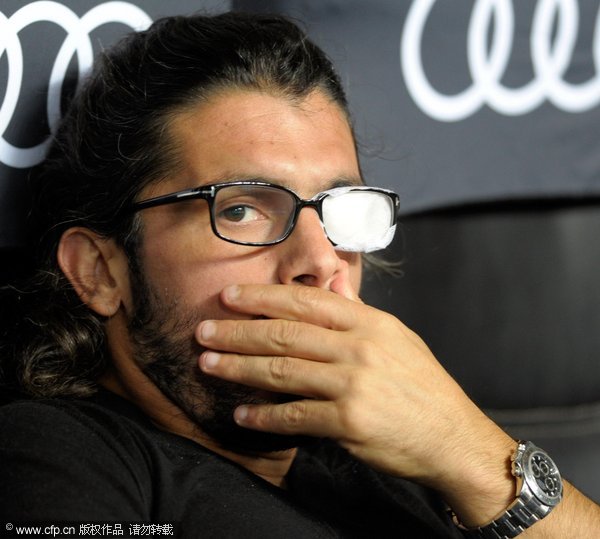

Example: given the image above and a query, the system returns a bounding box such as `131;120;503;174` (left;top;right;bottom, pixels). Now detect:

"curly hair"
0;12;350;398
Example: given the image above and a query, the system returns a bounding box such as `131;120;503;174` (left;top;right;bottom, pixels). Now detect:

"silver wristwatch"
465;441;563;539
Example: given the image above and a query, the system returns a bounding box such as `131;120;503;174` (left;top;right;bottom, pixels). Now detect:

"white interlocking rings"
401;0;600;121
0;1;152;169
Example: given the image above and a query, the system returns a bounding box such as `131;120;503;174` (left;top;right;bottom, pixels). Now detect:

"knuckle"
336;399;366;439
351;338;377;365
291;285;321;313
340;370;373;411
343;369;365;395
229;321;247;346
281;401;307;428
267;356;294;383
268;319;298;351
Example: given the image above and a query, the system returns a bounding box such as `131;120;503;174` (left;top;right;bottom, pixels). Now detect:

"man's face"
126;89;363;452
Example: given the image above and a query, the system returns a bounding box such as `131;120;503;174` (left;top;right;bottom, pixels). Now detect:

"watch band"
454;441;563;539
466;483;553;538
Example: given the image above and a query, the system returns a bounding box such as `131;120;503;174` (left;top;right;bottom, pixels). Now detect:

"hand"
194;283;600;536
199;284;510;490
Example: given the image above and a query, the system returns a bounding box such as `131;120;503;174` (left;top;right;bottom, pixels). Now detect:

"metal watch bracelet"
451;441;563;539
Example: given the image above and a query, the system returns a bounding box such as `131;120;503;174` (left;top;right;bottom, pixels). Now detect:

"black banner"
0;0;228;248
238;0;600;213
1;0;600;240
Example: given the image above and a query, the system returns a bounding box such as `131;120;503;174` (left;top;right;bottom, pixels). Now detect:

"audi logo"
0;1;152;169
3;1;598;170
401;0;600;121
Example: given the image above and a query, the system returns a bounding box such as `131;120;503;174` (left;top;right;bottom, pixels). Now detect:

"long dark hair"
0;12;350;399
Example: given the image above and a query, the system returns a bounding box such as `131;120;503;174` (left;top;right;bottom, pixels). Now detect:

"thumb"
330;268;363;303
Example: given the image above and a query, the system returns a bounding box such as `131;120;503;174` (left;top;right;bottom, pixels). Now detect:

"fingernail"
234;405;249;424
200;321;216;341
202;352;220;370
223;285;241;302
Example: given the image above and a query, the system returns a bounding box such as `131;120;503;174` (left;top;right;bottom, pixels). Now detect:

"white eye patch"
320;186;397;253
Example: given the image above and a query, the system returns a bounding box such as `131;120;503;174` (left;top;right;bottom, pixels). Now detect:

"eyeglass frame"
129;180;401;249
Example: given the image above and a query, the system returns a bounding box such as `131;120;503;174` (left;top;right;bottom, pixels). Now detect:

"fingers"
200;351;344;399
218;283;365;330
198;317;345;360
194;283;378;360
330;272;363;303
233;399;343;439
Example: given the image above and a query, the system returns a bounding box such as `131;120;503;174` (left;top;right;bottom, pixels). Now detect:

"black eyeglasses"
130;181;400;252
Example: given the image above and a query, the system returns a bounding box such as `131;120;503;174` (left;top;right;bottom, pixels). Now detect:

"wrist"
449;441;564;538
442;434;517;528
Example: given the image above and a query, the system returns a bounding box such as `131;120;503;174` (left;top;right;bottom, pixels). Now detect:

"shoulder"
0;392;154;519
0;392;150;457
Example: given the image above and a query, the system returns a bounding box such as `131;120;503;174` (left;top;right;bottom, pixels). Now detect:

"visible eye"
218;204;264;223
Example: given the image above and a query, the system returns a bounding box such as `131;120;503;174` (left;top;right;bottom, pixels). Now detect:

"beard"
126;257;311;454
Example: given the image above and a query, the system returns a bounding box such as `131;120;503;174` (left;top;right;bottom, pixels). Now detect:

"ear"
57;227;129;317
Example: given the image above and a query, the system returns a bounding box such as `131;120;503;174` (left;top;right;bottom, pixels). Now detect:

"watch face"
524;448;563;506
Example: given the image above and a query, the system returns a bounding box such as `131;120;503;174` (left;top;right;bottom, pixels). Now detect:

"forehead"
154;89;361;197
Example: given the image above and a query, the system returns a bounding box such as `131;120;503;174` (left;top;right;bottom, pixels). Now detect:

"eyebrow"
207;174;365;192
329;177;365;188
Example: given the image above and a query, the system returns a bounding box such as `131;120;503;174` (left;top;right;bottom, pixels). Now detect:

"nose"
276;207;347;288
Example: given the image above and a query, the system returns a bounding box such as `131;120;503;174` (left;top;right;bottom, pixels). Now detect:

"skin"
58;88;600;536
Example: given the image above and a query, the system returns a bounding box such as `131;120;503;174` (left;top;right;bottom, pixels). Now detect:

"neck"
101;371;296;487
100;317;296;487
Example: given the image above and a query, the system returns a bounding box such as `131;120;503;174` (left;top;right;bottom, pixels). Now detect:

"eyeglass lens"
213;184;396;252
213;184;296;244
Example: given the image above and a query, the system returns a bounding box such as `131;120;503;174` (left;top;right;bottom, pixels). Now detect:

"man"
0;11;598;538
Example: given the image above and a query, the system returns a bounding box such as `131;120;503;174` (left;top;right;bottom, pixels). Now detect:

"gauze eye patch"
319;186;398;253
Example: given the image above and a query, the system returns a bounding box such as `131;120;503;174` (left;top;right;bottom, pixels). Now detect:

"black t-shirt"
0;389;462;538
